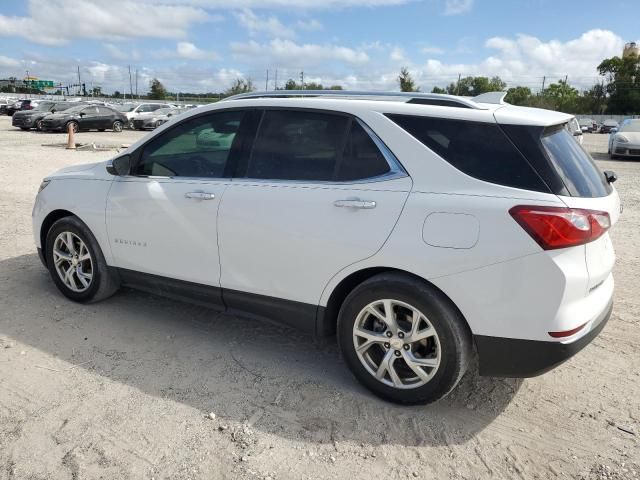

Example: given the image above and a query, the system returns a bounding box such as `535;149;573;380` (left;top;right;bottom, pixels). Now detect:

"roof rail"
223;90;485;110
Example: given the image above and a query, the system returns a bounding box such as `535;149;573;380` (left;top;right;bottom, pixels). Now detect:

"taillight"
509;205;610;250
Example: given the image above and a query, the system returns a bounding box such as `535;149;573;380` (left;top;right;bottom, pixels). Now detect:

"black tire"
337;272;472;404
36;119;44;131
98;129;105;132
66;121;79;133
45;216;120;303
20;127;30;131
112;120;123;132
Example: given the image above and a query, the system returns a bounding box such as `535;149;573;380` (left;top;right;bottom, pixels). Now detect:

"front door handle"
334;199;377;209
185;191;215;200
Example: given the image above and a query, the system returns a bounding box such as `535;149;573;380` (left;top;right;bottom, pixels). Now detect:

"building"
623;42;639;58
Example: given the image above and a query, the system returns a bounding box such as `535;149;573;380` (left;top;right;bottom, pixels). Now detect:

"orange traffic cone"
66;123;76;150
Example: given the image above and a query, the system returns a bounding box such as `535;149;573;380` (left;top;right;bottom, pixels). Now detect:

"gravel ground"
0;118;638;480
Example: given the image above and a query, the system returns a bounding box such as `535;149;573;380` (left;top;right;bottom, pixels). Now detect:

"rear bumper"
475;299;613;377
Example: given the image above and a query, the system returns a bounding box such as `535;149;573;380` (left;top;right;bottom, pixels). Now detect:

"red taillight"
548;322;588;338
509;205;610;250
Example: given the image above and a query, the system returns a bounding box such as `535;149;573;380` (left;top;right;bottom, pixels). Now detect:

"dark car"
600;119;619;134
6;99;31;116
12;101;81;130
40;105;127;133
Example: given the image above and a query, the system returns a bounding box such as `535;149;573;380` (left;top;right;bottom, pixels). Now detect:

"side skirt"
115;268;322;335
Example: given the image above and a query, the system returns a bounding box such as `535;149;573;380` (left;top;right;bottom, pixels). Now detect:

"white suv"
32;91;620;404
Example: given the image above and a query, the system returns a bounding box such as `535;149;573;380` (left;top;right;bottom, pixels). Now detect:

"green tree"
398;67;419;92
544;79;579;112
598;54;640;114
224;77;254;96
505;86;532;105
431;86;446;94
446;76;506;96
148;78;167;100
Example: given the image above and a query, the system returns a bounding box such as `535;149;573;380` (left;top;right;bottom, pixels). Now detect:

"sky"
0;0;638;95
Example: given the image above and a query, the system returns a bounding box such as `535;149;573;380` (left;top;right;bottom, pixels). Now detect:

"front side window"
134;111;244;178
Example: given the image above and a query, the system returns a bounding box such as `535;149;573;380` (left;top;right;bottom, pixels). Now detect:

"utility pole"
265;70;269;91
274;69;278;90
77;65;82;96
135;68;138;99
25;70;30;97
128;65;133;99
541;76;546;95
456;73;461;96
300;71;304;90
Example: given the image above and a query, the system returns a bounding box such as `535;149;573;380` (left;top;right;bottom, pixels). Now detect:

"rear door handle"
334;199;376;209
185;191;215;200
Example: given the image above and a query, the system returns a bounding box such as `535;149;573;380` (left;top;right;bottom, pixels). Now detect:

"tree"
431;86;447;94
91;86;102;97
224;77;254;96
113;90;121;98
148;78;167;100
445;76;506;96
505;86;532;106
398;67;419;92
283;79;343;90
598;54;640;114
544;79;579;112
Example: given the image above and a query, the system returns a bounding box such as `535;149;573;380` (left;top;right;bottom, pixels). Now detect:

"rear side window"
336;121;391;181
540;126;611;197
387;114;549;192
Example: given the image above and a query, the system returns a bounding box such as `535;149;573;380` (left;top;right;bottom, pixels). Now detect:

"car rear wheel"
337;273;472;404
45;216;120;303
66;121;79;133
112;121;123;132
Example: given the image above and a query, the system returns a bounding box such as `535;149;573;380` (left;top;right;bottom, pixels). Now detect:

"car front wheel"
337;273;472;404
45;216;120;303
112;120;123;132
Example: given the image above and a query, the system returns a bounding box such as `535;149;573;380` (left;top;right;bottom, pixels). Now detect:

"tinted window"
336;121;391;181
540;126;611;197
387;114;549;192
134;111;243;178
97;106;114;115
248;110;349;181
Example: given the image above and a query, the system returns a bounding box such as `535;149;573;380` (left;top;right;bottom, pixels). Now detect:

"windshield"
33;102;54;111
620;121;640;133
114;104;137;112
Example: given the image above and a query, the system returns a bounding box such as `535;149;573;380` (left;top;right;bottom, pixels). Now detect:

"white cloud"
421;46;445;55
390;47;408;63
104;43;141;61
154;42;219;61
443;0;473;15
151;0;410;7
235;8;296;38
231;39;370;67
0;0;213;46
296;19;323;31
0;56;20;68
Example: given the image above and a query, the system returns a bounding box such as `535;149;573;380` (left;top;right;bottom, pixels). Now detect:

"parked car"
578;118;596;133
608;119;640;159
600;119;619;134
115;102;172;128
12;101;82;131
131;107;183;130
0;98;9;115
40;104;127;133
6;99;32;116
566;117;583;145
32;91;620;404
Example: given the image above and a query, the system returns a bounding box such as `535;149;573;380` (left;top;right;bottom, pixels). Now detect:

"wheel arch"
317;267;472;338
39;209;77;266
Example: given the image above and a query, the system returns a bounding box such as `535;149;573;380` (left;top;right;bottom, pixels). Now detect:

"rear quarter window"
386;114;550;192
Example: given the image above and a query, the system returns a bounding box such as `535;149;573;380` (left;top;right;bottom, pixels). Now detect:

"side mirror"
610;128;618;134
603;170;617;184
106;155;131;176
573;130;582;136
79;112;85;117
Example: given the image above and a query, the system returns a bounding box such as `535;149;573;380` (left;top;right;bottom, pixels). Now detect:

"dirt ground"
0;116;638;480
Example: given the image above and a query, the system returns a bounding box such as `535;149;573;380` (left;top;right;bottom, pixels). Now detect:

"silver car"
609;119;640;159
131;107;182;130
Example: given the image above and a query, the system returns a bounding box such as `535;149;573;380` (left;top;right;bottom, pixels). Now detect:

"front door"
106;109;248;306
217;109;411;329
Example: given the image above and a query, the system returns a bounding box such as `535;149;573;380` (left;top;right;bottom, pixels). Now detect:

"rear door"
217;109;411;330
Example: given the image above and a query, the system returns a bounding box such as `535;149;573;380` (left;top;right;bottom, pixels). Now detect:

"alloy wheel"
52;231;94;293
113;121;123;132
352;299;441;389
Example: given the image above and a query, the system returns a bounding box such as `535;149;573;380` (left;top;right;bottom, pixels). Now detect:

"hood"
616;131;640;143
46;160;114;181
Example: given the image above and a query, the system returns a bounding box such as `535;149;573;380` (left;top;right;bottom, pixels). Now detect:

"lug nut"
386;331;393;338
403;344;410;350
394;350;401;357
384;342;390;349
398;331;404;339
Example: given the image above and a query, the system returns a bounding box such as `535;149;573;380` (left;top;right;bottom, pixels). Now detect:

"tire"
98;129;105;132
112;120;123;132
36;119;44;131
337;272;472;404
20;127;30;131
66;121;79;133
45;216;120;304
